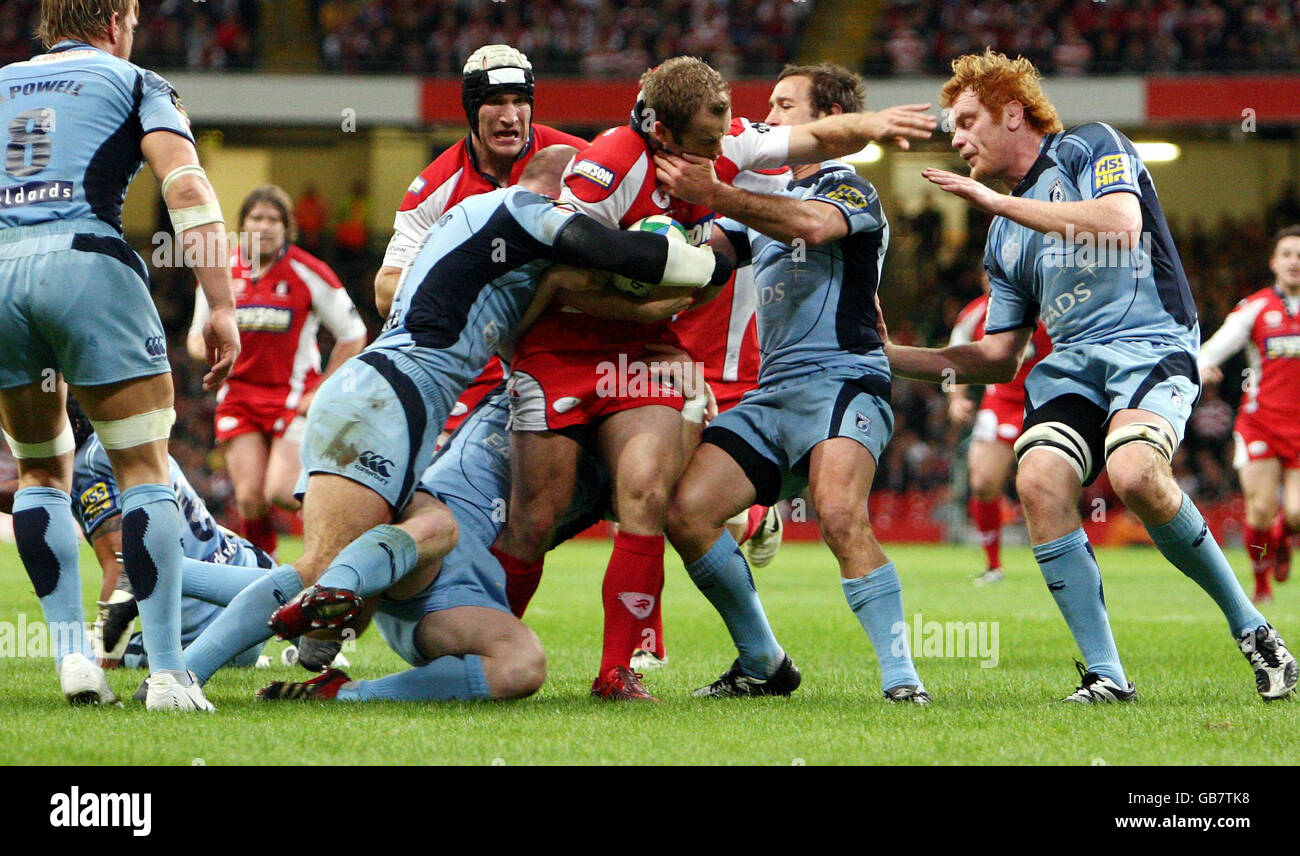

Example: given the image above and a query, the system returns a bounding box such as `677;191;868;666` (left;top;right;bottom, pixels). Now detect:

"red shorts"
1233;409;1300;469
215;390;303;444
507;346;685;431
971;390;1025;445
443;359;505;435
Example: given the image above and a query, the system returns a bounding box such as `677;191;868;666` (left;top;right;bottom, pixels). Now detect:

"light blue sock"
181;557;270;606
184;565;303;683
1148;493;1265;638
120;484;186;674
336;655;490;701
1033;529;1126;685
842;562;922;692
316;524;420;596
684;531;784;678
12;487;92;665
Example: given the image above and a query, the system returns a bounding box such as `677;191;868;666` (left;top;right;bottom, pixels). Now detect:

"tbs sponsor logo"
235;304;292;332
49;787;151;837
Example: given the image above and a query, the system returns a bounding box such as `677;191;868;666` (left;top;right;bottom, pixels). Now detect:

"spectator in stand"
294;184;329;257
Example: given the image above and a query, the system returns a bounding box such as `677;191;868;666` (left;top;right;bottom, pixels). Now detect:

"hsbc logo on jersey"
236;304;293;332
1265;334;1300;359
572;160;615;189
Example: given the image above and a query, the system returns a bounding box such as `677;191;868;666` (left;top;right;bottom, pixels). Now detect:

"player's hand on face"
863;104;935;150
654;152;719;208
203;307;241;391
922;167;1001;212
1199;364;1223;386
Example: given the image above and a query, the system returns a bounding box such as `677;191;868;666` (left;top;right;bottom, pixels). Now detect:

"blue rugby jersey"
983;123;1197;351
0;40;192;232
714;161;891;386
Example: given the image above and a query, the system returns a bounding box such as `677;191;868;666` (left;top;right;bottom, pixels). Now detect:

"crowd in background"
872;0;1300;76
3;0;1300;76
314;0;811;76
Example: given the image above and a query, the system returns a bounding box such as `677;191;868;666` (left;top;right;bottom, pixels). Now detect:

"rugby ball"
611;215;690;298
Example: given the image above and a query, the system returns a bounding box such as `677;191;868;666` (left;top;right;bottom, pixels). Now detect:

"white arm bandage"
161;164;224;234
660;242;717;288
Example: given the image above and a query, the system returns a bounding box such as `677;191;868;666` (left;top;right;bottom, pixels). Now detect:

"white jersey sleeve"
291;258;368;343
718;119;793;173
1199;297;1263;370
189;287;211;338
381;169;464;270
948;301;986;347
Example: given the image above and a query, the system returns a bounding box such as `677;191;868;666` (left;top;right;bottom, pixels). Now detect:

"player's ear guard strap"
2;422;74;459
1013;421;1092;483
91;408;176;450
1103;422;1176;464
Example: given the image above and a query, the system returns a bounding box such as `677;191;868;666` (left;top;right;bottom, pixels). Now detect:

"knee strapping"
90;408;175;450
2;421;74;459
1104;421;1176;465
1013;421;1093;483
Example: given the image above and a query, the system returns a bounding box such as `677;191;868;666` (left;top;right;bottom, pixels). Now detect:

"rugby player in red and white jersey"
946;274;1051;585
1199;225;1300;604
188;185;367;557
495;56;936;700
373;45;587;441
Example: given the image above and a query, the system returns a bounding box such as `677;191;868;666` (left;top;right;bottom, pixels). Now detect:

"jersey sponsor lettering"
571;159;615;188
1092;153;1132;191
1264;334;1300;360
235;304;293;332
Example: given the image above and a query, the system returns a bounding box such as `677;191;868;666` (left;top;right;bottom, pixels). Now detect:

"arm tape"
160;163;209;197
169;202;225;235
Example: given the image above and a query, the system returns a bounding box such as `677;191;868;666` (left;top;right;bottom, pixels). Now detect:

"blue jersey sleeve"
1054;123;1141;201
72;443;120;538
505;189;580;247
809;169;885;235
137;68;193;142
713;216;752;268
983;237;1038;334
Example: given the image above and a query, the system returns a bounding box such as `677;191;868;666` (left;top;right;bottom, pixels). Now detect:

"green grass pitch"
0;537;1296;765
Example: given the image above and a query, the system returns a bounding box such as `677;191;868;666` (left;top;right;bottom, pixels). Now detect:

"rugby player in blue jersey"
255;386;612;702
883;50;1296;701
0;0;240;710
178;146;735;693
655;64;929;703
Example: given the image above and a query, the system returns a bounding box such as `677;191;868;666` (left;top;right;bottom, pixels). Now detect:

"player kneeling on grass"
883;50;1295;702
257;388;611;702
656;63;929;703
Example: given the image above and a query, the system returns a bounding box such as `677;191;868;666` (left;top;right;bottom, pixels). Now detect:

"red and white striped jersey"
948;293;1052;405
191;244;366;410
518;118;793;360
1200;286;1300;420
381;124;589;271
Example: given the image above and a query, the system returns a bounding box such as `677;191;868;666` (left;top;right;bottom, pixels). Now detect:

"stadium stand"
870;0;1300;76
